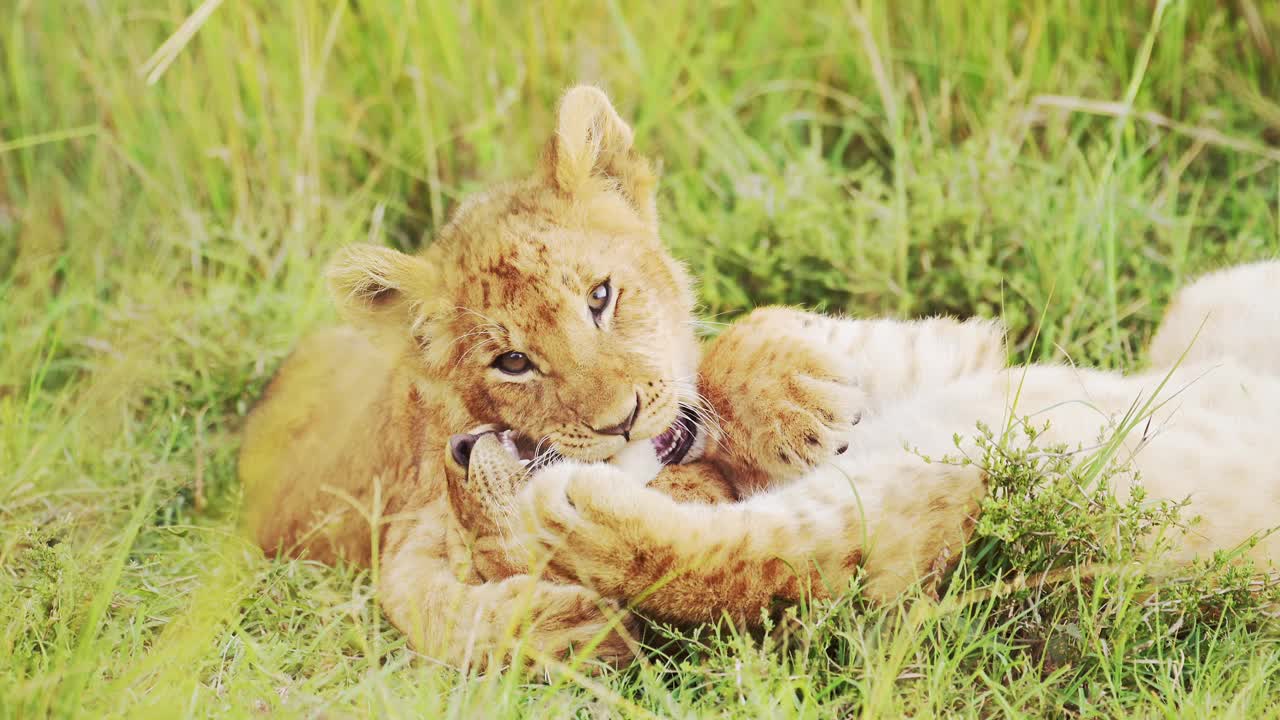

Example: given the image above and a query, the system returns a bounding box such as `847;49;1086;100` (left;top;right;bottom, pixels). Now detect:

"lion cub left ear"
545;85;658;224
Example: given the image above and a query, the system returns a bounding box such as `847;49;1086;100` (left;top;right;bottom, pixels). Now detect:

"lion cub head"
327;87;700;463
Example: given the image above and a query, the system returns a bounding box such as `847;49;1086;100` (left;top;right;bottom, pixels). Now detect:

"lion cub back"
240;326;404;564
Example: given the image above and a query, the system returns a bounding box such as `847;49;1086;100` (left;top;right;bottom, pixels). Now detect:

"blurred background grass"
2;0;1279;717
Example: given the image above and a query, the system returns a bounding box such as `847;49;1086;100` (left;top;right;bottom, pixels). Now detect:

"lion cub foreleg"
519;455;986;626
699;307;1005;492
518;463;858;627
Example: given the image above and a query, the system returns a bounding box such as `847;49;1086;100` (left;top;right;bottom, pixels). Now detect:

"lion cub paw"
517;463;665;596
701;309;866;484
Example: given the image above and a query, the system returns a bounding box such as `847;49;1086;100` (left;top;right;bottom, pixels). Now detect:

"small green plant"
962;417;1187;581
935;417;1280;687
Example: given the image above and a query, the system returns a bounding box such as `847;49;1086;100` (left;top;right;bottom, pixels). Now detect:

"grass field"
4;0;1280;716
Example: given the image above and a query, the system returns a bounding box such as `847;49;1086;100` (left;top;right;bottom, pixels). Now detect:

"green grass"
3;0;1280;716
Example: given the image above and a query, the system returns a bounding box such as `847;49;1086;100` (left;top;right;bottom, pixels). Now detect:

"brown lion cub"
240;86;730;670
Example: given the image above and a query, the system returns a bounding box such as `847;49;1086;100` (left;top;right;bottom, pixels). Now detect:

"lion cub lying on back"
453;261;1280;628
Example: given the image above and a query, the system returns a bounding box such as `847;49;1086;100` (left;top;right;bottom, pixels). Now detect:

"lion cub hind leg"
380;505;637;674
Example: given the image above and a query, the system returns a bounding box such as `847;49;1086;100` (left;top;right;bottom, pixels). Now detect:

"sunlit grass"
2;0;1279;716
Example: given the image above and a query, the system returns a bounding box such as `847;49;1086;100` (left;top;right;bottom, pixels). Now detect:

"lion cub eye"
587;279;612;322
493;351;532;375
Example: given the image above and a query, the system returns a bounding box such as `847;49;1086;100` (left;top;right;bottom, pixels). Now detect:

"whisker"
495;498;526;566
686;400;724;435
453;305;503;328
526;434;564;473
531;435;551;460
444;326;500;353
690;389;726;428
687;318;732;336
681;383;730;454
686;403;729;455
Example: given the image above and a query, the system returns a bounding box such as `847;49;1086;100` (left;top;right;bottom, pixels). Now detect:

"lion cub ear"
326;244;438;347
545;85;658;224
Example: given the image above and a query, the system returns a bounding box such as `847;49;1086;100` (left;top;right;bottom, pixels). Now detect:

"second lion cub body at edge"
490;261;1280;627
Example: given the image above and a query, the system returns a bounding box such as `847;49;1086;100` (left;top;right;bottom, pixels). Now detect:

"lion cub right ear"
326;244;438;346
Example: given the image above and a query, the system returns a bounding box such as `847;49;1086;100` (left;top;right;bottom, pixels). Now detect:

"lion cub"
498;262;1280;627
241;86;721;671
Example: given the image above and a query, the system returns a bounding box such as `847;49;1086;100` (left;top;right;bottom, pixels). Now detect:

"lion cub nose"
449;433;479;468
593;392;641;441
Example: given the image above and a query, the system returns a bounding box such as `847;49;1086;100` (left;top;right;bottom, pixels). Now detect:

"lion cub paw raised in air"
698;307;866;488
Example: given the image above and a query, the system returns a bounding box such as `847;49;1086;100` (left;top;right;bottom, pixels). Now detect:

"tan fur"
240;86;702;671
505;261;1280;628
